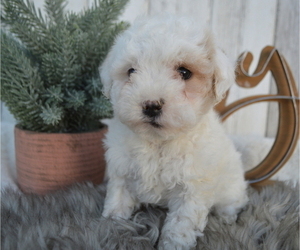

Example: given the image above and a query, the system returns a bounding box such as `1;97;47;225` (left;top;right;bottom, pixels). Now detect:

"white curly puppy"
100;15;248;250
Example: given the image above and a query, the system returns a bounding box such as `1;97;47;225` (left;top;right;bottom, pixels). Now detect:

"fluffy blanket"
1;181;299;249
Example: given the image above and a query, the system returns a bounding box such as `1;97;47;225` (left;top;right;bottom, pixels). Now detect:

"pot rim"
15;124;108;135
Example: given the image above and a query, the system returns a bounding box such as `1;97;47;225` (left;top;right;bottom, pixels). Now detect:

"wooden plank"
119;0;149;23
266;0;299;137
148;0;178;14
147;0;211;25
1;105;15;124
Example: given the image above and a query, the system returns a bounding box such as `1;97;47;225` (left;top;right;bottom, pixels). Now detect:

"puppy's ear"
99;51;114;99
201;31;236;103
212;49;236;103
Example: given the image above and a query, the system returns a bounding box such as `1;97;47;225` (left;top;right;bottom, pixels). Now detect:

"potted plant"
1;0;129;194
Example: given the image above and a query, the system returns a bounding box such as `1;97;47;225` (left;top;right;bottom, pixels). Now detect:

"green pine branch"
2;0;47;29
1;0;49;57
44;0;67;26
1;0;129;132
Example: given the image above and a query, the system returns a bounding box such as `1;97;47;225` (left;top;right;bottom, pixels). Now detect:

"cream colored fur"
100;15;248;250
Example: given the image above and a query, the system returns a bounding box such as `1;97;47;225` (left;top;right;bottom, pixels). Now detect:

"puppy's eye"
127;68;136;76
177;67;192;80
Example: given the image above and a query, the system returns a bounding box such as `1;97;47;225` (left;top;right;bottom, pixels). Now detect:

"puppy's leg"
214;183;248;224
158;196;209;250
102;177;137;220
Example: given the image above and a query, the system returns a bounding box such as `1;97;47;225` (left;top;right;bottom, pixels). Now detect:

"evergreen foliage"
1;0;129;132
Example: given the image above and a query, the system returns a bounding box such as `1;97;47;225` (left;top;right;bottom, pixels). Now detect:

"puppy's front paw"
214;196;248;225
217;213;237;225
102;207;132;220
158;230;197;250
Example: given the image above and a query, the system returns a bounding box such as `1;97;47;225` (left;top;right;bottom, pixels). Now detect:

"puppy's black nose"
142;100;164;118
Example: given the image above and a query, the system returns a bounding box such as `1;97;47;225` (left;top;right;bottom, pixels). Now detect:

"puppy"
100;15;248;250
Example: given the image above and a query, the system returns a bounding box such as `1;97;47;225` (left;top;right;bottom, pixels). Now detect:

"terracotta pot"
15;125;107;194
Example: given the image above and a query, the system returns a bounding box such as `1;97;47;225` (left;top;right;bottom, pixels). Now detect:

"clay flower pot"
15;125;107;194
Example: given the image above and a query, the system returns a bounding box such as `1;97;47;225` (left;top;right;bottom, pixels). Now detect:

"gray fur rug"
1;182;299;250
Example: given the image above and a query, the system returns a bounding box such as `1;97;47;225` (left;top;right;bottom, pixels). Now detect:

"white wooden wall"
2;0;299;138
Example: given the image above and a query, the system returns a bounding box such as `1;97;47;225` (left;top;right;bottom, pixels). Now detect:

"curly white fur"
100;15;248;250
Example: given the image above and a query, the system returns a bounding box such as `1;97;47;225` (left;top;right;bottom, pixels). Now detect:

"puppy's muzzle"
142;99;164;118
